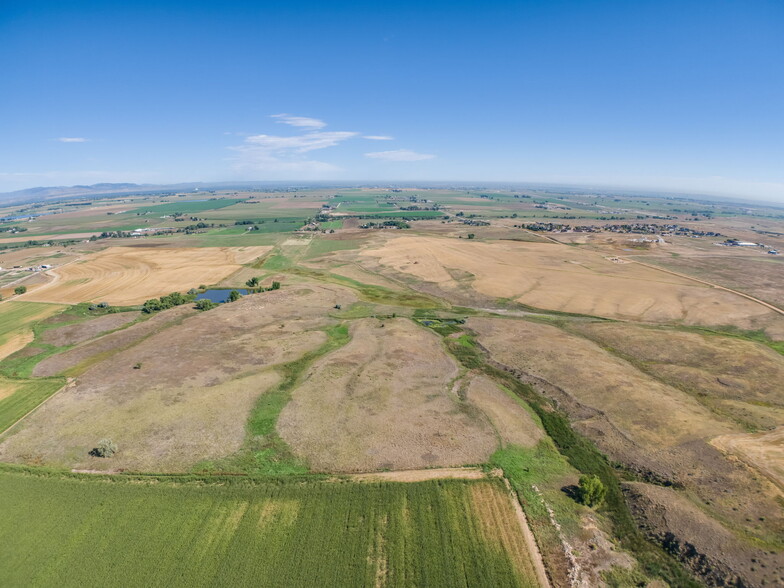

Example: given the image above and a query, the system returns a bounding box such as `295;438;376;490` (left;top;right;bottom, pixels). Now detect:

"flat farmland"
21;246;271;305
0;470;538;588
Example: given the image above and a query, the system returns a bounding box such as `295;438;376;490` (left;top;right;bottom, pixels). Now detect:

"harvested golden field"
0;301;65;360
21;246;272;305
278;318;497;472
465;374;543;448
711;426;784;491
0;283;354;471
360;235;780;330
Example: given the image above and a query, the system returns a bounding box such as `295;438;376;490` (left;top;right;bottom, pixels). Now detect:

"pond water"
195;289;249;303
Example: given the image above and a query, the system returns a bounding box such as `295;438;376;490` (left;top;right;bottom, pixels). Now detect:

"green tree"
270;281;281;290
577;474;606;507
228;290;241;302
246;277;259;288
195;299;217;311
14;285;26;295
467;233;475;239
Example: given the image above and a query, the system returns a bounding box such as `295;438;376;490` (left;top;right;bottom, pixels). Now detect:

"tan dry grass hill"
711;426;784;492
21;246;271;305
0;283;353;472
278;318;497;472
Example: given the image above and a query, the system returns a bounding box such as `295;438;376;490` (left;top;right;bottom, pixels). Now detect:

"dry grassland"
469;317;737;450
1;283;355;471
360;235;779;329
278;318;497;472
624;482;784;587
573;322;784;429
711;426;784;491
465;374;543;448
40;312;137;346
470;316;784;551
21;246;271;305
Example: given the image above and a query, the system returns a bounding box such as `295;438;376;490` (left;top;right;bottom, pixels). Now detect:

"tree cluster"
142;291;195;314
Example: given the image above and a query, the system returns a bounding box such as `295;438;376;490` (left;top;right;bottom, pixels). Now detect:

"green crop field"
0;376;64;434
131;198;244;215
0;469;535;588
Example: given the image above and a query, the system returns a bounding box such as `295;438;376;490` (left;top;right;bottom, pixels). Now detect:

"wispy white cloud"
271;113;326;129
363;135;394;141
365;149;435;162
229;121;357;173
56;137;88;143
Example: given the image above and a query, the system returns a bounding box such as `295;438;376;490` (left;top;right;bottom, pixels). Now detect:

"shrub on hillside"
90;439;118;458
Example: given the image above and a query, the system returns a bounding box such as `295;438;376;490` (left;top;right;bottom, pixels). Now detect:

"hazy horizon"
2;1;782;203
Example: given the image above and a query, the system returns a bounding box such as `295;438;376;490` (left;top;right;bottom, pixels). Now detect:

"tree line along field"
0;468;539;588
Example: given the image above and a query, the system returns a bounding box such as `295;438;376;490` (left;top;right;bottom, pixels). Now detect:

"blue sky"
1;0;782;201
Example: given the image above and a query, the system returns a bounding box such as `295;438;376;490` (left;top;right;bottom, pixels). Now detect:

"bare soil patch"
349;467;486;482
40;312;137;347
278;318;497;472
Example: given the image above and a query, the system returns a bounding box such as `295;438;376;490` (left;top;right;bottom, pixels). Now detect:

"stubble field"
21;246;271;305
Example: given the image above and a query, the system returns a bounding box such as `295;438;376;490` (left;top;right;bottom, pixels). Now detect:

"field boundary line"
520;229;784;316
627;258;784;316
501;475;552;588
346;467;485;482
0;378;70;438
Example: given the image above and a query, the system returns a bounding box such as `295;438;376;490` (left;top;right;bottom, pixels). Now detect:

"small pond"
195;289;249;303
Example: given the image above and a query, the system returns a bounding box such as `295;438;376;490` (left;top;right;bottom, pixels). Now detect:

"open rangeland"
0;470;539;588
20;246;272;305
0;283;355;472
38;311;137;347
359;235;783;333
470;316;784;577
711;425;784;491
571;321;784;430
0;301;65;360
464;374;543;448
277;318;498;472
